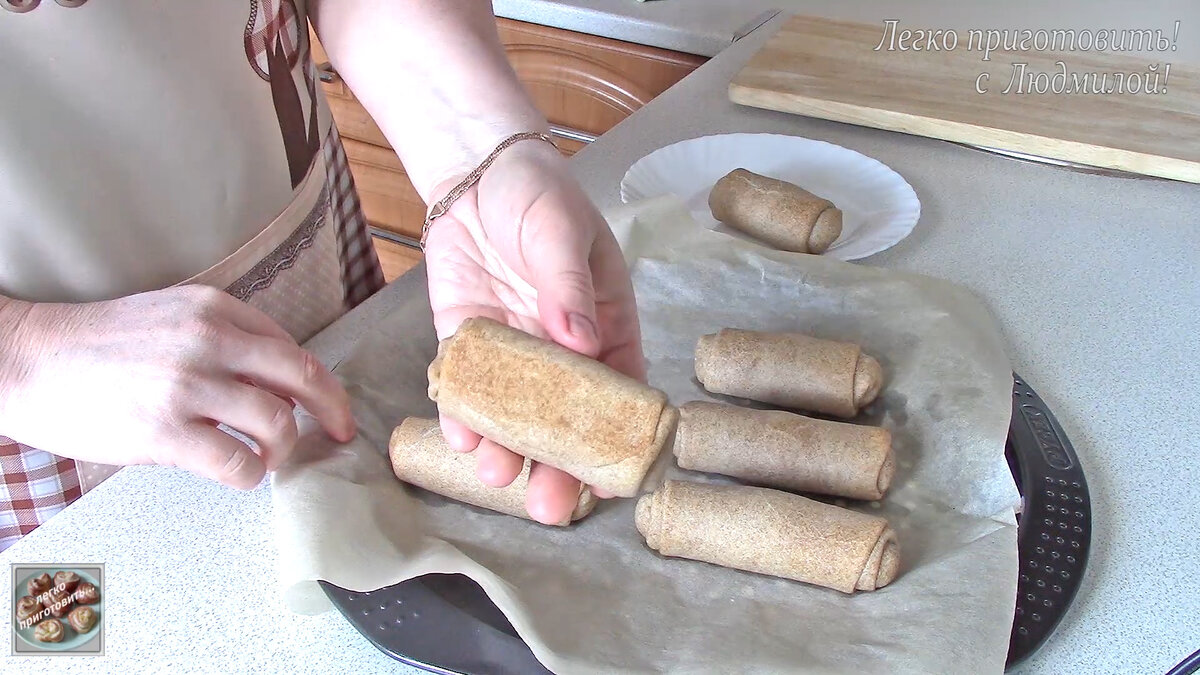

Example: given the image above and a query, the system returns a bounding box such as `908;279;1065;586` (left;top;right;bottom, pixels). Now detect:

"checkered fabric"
324;124;386;308
0;438;81;550
243;0;302;81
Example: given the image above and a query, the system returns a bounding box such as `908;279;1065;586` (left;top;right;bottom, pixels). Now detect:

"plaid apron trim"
244;0;302;82
323;124;386;308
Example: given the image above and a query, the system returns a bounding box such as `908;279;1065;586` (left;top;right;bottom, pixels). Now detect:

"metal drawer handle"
548;124;597;145
316;62;340;84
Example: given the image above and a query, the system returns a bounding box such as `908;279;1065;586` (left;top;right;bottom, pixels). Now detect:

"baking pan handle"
1005;373;1092;669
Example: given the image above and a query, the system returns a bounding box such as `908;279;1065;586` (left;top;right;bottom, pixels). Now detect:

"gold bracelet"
420;131;557;250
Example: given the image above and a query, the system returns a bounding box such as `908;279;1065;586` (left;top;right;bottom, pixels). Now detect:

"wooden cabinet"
498;20;705;152
311;19;706;281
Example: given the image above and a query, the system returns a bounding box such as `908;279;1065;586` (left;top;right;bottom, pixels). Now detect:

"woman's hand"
0;286;356;489
423;139;644;525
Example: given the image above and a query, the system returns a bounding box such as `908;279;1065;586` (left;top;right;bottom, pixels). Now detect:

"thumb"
529;236;601;359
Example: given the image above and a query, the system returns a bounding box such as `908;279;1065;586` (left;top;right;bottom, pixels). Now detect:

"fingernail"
568;313;597;341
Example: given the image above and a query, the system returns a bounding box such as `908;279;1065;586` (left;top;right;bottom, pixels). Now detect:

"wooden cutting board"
730;15;1200;182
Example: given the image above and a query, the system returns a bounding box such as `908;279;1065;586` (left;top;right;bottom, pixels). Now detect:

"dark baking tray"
321;373;1090;673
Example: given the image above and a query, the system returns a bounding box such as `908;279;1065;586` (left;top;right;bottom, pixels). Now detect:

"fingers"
198;286;296;344
591;231;647;382
430;303;507;344
229;336;356;443
474;438;524;488
526;462;584;525
200;382;298;471
597;334;648;383
174;422;268;490
439;415;481;453
521;208;602;359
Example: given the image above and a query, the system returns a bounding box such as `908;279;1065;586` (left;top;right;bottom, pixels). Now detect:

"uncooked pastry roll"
636;480;899;593
388;417;597;526
674;401;895;500
68;606;98;633
428;317;678;497
708;168;843;254
694;328;882;418
34;619;65;643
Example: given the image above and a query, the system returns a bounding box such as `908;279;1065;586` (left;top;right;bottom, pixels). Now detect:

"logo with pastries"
11;564;104;655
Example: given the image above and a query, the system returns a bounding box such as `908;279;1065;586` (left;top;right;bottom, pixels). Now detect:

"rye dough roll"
428;317;678;497
636;480;900;593
694;328;882;418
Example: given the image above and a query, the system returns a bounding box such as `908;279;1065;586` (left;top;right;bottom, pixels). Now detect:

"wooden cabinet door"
497;19;705;153
309;20;705;279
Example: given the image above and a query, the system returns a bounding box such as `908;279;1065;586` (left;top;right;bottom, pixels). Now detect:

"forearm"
311;0;548;202
0;295;36;431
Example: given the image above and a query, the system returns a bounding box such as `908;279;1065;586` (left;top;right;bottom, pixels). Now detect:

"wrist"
423;132;561;246
421;123;554;203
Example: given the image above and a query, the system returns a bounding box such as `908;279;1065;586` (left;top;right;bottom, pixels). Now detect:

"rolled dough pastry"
428;317;678;497
675;401;895;500
708;168;843;254
694;328;882;418
389;417;597;526
636;480;899;593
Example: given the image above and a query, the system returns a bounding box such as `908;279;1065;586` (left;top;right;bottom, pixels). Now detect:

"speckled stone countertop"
1;8;1197;675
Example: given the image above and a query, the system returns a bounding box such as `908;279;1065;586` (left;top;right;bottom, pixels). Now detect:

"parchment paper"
272;196;1021;674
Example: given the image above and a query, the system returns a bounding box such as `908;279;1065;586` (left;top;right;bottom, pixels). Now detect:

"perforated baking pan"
320;373;1090;673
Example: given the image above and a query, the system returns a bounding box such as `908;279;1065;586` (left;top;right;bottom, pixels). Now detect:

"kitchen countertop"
2;8;1198;675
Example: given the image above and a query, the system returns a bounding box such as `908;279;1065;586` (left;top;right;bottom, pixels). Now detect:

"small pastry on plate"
68;606;99;633
33;618;65;643
15;595;43;622
44;587;74;618
26;572;52;597
708;168;843;254
74;581;101;605
52;570;80;593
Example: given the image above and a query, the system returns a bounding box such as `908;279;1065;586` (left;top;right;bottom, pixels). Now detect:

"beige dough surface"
675;401;895;500
389;417;597;526
694;328;882;418
428;317;678;497
708;168;843;254
636;480;899;593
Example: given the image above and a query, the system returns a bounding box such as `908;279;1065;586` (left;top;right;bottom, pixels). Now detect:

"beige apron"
75;138;348;493
0;1;387;547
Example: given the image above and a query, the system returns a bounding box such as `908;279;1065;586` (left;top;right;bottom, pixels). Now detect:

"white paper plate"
620;133;921;260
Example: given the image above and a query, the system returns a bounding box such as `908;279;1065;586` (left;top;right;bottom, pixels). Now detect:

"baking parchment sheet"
272;196;1021;674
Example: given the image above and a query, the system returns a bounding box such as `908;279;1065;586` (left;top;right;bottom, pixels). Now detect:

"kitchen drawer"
496;18;706;141
310;19;704;151
342;138;425;242
309;18;705;240
372;234;423;283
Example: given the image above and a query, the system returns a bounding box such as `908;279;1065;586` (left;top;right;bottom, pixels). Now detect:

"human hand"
0;286;356;489
423;139;644;524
